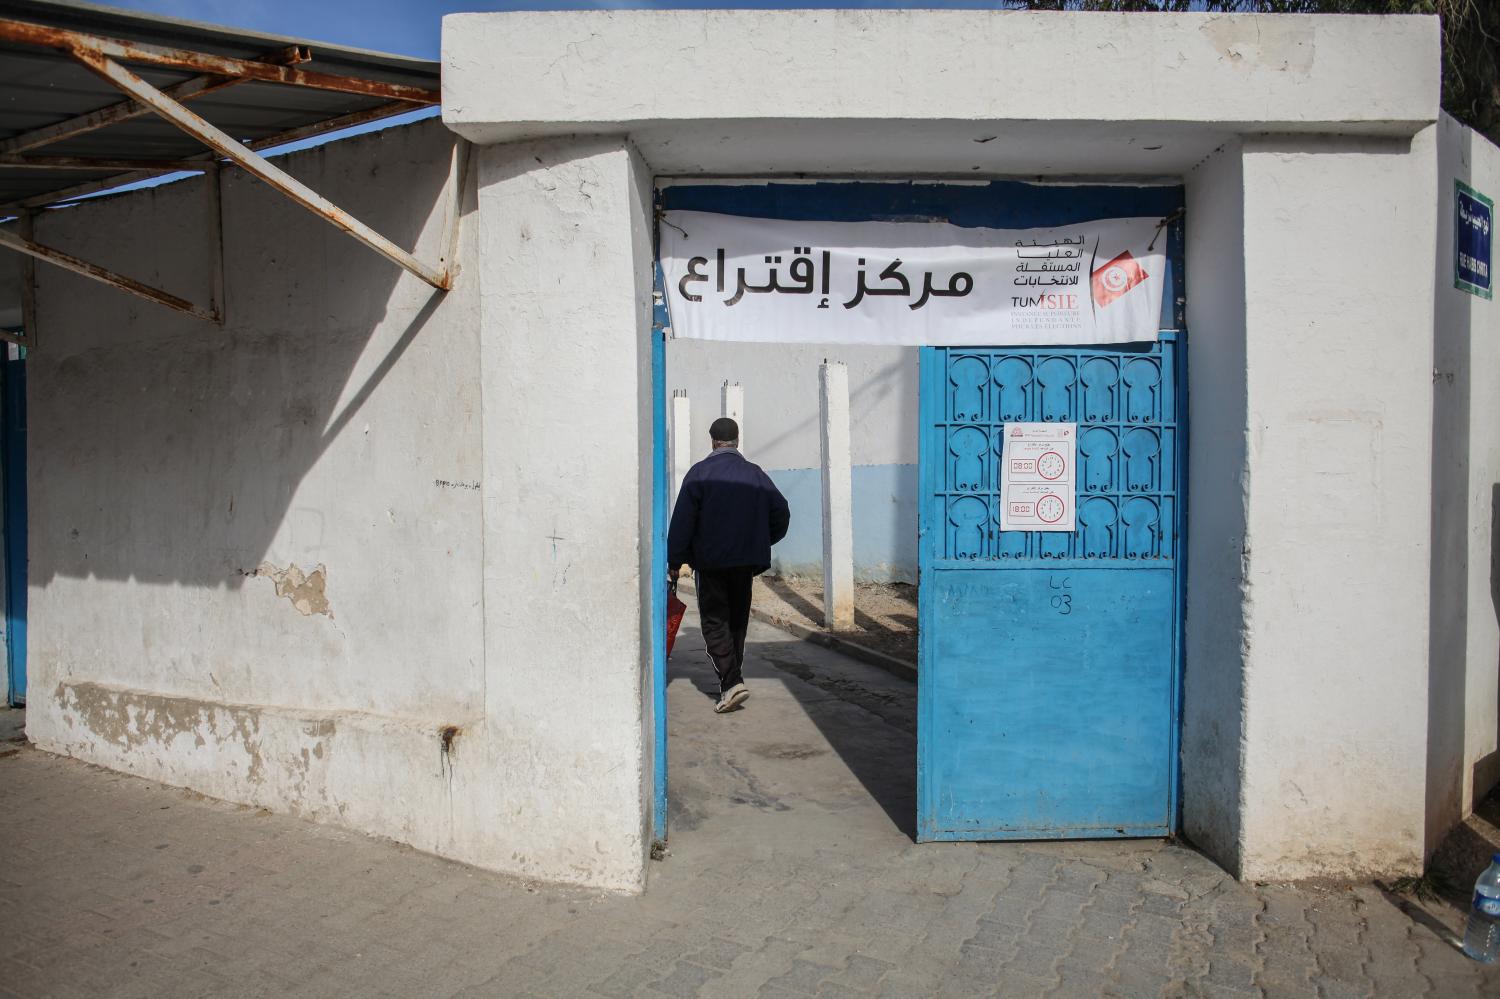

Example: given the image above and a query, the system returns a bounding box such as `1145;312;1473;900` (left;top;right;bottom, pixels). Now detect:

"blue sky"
104;0;1025;59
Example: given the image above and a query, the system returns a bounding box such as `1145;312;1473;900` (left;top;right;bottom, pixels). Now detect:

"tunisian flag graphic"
1092;250;1150;308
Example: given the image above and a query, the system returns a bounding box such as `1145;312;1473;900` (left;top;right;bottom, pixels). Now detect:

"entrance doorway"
651;180;1185;849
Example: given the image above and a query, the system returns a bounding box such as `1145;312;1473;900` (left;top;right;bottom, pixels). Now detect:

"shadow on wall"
1486;481;1500;797
747;356;913;463
20;120;472;593
1427;121;1476;857
765;464;919;584
1431;490;1500;889
665;339;920;582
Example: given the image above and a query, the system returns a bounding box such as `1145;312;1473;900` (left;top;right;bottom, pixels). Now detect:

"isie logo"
1091;251;1149;308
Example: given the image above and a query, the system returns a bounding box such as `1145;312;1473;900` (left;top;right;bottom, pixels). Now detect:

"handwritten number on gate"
1049;575;1073;616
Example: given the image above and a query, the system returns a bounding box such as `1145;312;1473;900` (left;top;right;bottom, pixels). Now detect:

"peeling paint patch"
255;561;333;618
1199;16;1316;75
56;681;267;784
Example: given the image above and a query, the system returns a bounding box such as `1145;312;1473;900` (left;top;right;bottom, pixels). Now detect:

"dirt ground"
753;574;918;665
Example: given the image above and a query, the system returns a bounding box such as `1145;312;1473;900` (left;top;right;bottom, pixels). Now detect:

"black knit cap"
710;417;739;443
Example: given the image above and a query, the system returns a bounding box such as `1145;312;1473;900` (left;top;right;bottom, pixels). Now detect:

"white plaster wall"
1460;130;1500;820
635;158;660;863
1181;141;1249;875
1237;133;1437;879
438;5;1449;884
18;121;658;893
1428;114;1500;852
5;5;1461;893
667;341;915;472
21;119;483;726
445;11;1437;146
14;120;626;888
474;137;656;890
1428;115;1472;853
665;340;917;582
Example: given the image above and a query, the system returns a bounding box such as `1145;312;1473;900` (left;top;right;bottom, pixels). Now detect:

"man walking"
668;417;791;713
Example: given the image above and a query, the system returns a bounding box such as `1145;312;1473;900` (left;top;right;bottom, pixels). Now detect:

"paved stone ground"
2;611;1498;998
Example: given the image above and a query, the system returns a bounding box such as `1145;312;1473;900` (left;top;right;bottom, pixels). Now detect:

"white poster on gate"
999;423;1076;532
660;210;1167;346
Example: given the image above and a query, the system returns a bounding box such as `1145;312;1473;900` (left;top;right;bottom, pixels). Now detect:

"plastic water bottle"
1464;855;1500;962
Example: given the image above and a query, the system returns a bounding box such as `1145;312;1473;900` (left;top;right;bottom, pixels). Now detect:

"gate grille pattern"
934;337;1179;563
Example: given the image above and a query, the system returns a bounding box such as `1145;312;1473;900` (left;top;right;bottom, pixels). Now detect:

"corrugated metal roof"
0;0;440;211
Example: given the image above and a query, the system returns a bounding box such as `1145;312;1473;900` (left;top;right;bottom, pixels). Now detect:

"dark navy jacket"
668;448;790;574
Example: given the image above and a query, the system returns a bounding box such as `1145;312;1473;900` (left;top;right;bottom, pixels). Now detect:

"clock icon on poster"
1037;451;1066;481
1036;494;1066;524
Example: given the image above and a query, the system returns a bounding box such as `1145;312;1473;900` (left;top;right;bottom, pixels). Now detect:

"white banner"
661;210;1167;346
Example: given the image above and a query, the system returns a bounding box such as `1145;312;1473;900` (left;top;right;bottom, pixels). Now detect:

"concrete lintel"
444;10;1439;162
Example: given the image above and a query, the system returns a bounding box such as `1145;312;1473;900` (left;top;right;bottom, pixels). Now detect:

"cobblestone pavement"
2;612;1498;998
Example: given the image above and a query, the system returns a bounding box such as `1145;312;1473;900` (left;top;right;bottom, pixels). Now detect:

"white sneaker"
715;683;749;714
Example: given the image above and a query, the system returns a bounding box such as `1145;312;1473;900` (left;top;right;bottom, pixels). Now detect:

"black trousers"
695;568;755;693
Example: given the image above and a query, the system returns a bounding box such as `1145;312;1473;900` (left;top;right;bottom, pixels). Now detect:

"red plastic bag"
666;583;688;657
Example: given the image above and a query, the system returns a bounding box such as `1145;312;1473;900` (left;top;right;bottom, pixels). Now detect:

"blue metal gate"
917;335;1183;840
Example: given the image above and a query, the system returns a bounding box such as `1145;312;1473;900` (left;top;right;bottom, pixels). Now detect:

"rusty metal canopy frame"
0;0;466;346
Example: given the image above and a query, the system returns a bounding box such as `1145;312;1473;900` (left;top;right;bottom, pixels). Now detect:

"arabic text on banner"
661;211;1167;346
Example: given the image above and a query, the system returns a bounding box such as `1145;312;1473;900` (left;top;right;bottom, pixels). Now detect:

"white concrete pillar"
475;136;655;891
1191;133;1436;881
670;389;691;509
721;380;744;451
1181;142;1249;876
819;361;854;631
1184;134;1439;882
